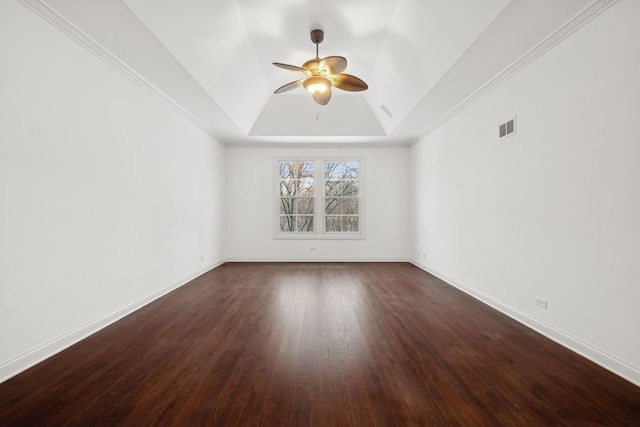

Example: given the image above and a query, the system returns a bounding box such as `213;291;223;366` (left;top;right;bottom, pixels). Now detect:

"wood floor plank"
1;262;639;426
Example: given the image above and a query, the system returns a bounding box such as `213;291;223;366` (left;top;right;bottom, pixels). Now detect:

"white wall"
0;1;226;380
3;0;638;390
225;147;410;261
410;0;640;385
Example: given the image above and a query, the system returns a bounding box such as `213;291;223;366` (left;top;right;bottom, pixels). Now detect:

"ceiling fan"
273;29;368;106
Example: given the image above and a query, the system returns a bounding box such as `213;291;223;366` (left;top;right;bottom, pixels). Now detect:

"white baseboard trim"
223;258;409;263
0;260;224;384
5;259;637;388
410;260;640;388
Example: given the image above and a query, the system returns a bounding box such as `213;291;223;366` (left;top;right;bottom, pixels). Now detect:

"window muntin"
276;159;362;238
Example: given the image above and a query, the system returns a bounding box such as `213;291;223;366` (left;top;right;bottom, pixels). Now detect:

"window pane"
325;216;342;232
296;198;314;214
342;198;359;215
297;162;314;179
325;198;341;215
279;198;294;215
342;180;358;197
280;162;314;180
297;216;314;232
280;215;295;232
326;180;358;196
279;162;292;179
298;177;314;196
325;162;343;180
282;179;314;197
343;216;359;232
343;162;359;179
288;162;313;179
325;180;341;196
280;180;293;196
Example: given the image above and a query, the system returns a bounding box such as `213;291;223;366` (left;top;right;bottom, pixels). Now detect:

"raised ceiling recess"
40;0;598;145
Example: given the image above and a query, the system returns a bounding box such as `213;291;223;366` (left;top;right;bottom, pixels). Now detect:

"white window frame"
274;157;365;240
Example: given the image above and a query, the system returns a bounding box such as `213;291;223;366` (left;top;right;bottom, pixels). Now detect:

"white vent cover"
499;117;517;139
380;104;394;118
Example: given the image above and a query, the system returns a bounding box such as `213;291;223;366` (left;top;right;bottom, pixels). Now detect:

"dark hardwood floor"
1;262;639;426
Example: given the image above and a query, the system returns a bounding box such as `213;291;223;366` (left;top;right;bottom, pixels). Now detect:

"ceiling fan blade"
273;62;308;74
274;79;305;94
302;58;320;71
312;87;332;105
332;74;368;92
320;56;347;74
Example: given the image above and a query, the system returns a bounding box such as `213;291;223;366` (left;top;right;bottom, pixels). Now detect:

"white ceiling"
46;0;589;146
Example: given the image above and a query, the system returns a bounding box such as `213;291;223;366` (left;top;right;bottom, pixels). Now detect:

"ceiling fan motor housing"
311;29;324;45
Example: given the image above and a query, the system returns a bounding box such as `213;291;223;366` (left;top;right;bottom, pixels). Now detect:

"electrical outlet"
536;297;548;309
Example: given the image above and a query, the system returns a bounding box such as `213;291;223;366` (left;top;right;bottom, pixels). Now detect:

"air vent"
498;117;517;140
381;104;394;118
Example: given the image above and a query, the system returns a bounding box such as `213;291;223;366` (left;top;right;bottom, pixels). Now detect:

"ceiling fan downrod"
310;29;323;58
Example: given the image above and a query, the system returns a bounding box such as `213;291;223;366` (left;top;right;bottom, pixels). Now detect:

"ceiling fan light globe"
307;83;328;94
304;77;330;94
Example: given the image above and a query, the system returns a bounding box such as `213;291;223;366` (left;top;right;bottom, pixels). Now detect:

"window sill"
274;233;365;240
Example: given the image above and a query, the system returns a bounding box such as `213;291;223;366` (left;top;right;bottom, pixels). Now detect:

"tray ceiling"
43;0;591;146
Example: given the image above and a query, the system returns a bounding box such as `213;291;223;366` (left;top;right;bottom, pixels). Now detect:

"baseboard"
224;258;410;263
0;260;224;384
5;259;637;388
410;260;640;388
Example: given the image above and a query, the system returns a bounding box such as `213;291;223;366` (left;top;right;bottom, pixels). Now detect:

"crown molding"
412;0;620;144
18;0;220;142
19;0;619;148
229;140;411;149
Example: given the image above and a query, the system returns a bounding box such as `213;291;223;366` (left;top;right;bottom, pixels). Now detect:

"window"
277;159;363;239
278;161;315;233
324;161;359;233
